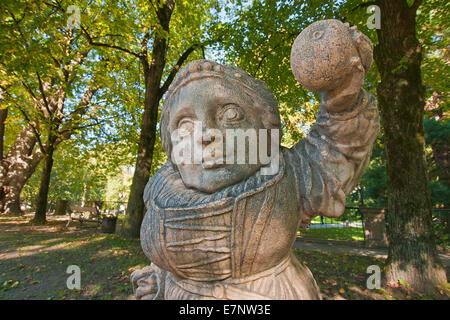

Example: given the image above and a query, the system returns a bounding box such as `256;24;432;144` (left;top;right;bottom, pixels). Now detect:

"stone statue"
131;19;380;300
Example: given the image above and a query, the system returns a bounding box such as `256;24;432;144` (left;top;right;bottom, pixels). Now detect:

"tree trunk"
81;183;87;207
429;138;449;187
32;137;56;224
0;84;97;214
0;106;8;212
1;150;42;215
374;0;447;292
0;107;7;161
119;0;175;238
0;123;43;214
55;199;69;215
2;175;29;215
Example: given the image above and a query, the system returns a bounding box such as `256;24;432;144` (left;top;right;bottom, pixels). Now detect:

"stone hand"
130;265;159;300
348;25;373;76
320;49;365;113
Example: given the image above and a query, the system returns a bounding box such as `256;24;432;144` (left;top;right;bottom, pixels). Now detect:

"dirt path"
294;237;450;266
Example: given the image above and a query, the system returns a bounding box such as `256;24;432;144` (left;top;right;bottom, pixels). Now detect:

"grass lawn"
0;214;448;300
299;227;365;241
0;214;147;300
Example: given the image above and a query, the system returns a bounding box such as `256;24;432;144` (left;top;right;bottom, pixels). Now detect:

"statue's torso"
140;151;303;282
147;197;234;281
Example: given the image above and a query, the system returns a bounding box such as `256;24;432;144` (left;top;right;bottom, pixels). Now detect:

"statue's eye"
224;108;239;120
218;104;244;125
177;118;194;137
312;31;324;40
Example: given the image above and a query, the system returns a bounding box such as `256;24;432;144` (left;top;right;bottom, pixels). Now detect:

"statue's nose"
198;117;220;145
202;134;214;147
202;128;224;147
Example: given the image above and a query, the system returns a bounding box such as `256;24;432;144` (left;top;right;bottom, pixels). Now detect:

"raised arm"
288;20;380;224
290;89;379;223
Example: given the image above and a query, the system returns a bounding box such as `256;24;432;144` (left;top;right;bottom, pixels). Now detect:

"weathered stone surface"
131;19;380;300
291;19;359;92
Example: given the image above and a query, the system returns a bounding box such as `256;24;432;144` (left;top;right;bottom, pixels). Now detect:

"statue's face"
167;77;267;193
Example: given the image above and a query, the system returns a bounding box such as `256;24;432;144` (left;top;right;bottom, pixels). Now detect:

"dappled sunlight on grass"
1;215;448;300
299;227;364;241
294;249;450;300
0;215;146;299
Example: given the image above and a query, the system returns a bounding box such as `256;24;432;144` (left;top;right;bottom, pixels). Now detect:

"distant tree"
358;137;388;207
46;0;221;237
424;118;449;208
0;0;101;218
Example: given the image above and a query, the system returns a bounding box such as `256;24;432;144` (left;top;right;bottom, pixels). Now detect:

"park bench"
66;205;102;228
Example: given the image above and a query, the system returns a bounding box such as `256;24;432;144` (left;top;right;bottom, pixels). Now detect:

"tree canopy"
1;2;448;289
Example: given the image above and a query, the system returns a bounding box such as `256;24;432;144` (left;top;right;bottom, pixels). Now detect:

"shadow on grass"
1;215;448;300
0;216;147;300
294;249;450;300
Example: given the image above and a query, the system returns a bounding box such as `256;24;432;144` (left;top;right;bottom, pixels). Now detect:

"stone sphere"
290;19;358;92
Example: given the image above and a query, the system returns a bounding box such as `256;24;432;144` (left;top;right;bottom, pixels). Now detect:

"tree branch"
16;106;46;154
254;33;297;76
57;120;103;135
43;1;142;59
148;0;159;15
43;1;60;10
36;72;53;118
159;41;216;99
80;25;142;58
20;80;38;102
411;0;423;11
201;46;205;59
57;85;98;143
350;1;377;13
